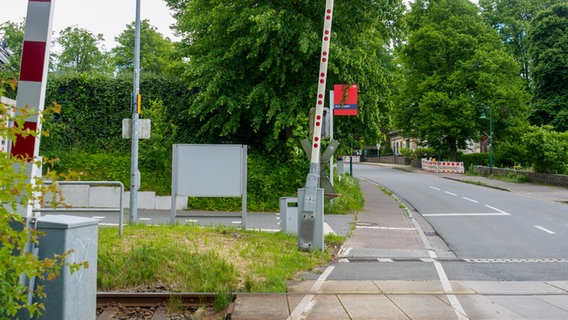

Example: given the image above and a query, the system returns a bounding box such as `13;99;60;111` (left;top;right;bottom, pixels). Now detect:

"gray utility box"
36;215;98;320
297;188;325;251
279;197;298;234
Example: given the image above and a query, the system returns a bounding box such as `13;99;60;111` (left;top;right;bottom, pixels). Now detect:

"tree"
0;20;25;78
395;0;528;161
111;19;181;76
53;26;112;75
165;0;405;152
479;0;563;91
528;3;568;132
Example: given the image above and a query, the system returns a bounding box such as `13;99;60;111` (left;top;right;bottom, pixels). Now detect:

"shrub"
523;126;568;174
1;96;83;318
458;153;489;169
493;142;529;168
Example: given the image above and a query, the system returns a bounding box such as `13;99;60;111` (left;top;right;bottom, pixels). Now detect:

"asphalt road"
353;164;568;281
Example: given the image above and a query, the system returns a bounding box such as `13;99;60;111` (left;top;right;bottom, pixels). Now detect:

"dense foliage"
394;0;528;161
53;26;113;75
480;0;564;91
528;3;568;132
165;0;405;151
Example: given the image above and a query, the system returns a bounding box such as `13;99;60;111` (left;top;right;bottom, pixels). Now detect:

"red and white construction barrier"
341;155;360;163
422;159;464;174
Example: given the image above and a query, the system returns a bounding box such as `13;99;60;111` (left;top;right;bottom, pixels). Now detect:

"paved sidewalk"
231;173;568;320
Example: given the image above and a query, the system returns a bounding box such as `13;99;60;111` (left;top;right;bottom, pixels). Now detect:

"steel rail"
96;292;226;307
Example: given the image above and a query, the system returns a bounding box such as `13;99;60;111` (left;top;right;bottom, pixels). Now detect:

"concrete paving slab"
488;295;568;319
459;295;525;320
374;280;474;294
536;295;568;312
320;280;382;293
463;281;567;294
231;294;289;320
547;281;568;292
387;294;458;320
338;294;410;319
295;294;349;320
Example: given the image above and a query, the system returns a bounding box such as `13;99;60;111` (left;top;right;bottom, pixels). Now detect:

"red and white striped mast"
10;0;56;219
299;0;334;251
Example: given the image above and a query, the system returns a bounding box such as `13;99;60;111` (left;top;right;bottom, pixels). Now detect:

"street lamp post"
480;106;493;175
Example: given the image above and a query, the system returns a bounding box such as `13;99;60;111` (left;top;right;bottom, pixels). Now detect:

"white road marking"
535;225;556;234
424;212;510;217
377;258;394;262
430;186;441;191
462;197;478;203
231;221;241;224
288;266;335;320
433;260;468;320
139;218;152;221
445;191;458;196
185;219;198;223
484;205;510;215
91;216;106;219
338;247;352;257
99;223;119;226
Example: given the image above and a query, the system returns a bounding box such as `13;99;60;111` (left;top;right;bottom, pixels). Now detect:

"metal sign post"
129;0;142;224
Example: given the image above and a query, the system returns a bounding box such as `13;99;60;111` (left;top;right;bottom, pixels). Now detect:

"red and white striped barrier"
10;0;55;160
422;159;464;174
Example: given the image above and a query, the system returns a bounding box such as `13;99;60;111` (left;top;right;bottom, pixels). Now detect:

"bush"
493;142;528;168
458;152;489;169
523;126;568;174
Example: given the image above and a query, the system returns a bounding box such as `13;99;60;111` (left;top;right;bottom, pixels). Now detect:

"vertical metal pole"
329;90;334;186
489;107;493;175
241;145;247;230
129;0;141;224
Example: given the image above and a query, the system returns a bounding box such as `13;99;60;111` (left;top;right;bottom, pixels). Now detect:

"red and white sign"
334;84;358;116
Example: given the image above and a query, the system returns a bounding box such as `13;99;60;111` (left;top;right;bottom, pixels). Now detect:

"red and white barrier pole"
10;0;55;218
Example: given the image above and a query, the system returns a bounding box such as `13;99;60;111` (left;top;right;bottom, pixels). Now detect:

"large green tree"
528;3;568;132
53;26;112;75
395;0;528;160
479;0;563;91
111;19;181;76
0;20;25;78
165;0;405;152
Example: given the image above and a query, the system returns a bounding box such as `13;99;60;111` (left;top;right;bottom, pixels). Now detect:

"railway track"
96;292;234;320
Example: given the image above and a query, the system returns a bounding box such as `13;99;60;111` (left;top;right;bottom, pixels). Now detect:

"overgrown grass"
97;224;333;297
324;174;365;214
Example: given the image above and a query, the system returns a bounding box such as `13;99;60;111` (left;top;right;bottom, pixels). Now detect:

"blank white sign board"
170;144;247;226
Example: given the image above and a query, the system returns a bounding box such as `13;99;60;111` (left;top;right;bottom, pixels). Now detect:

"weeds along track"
96;292;234;319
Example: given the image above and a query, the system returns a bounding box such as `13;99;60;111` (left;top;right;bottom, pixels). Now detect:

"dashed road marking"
462;197;478;203
535;225;556;234
445;191;458;196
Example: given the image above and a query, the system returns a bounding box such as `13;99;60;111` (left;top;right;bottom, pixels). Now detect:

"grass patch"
325;174;365;214
97;224;333;297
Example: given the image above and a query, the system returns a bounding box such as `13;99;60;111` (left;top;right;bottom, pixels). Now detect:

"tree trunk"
449;137;458;161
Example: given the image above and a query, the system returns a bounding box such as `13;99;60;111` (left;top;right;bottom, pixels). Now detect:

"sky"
0;0;178;50
1;0;479;51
